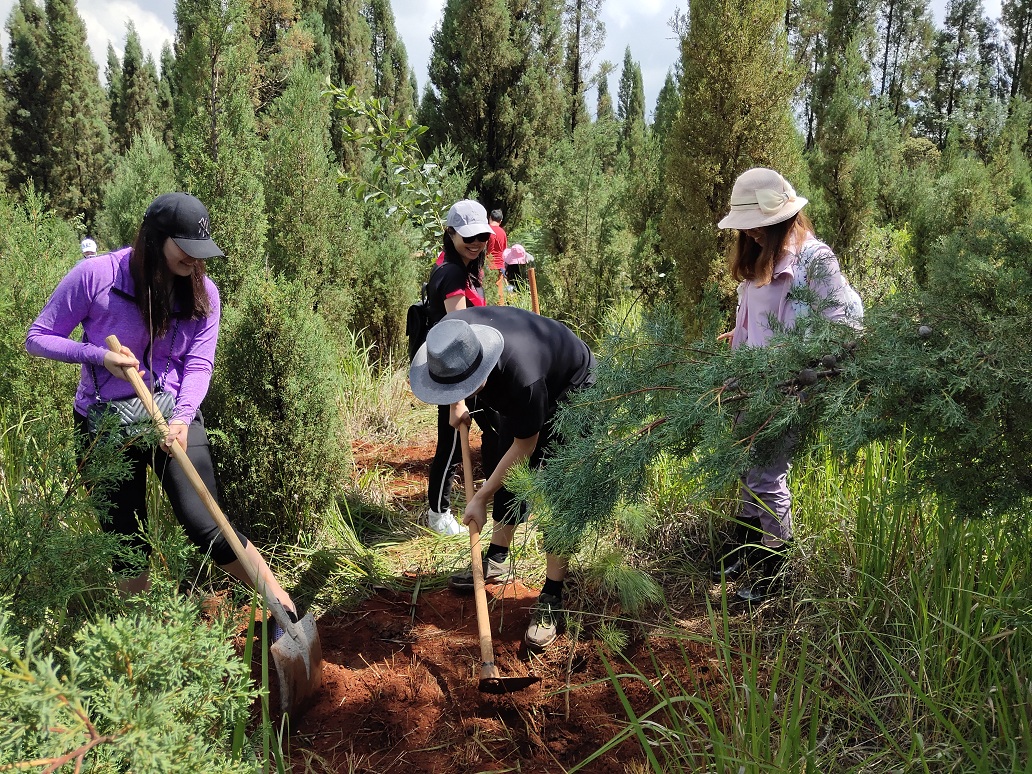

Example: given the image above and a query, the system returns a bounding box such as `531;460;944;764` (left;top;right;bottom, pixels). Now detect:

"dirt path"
262;433;723;772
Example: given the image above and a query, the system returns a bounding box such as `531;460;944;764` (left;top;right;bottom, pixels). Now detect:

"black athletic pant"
74;410;247;572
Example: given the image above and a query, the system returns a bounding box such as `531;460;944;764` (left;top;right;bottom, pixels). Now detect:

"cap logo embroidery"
197;217;211;239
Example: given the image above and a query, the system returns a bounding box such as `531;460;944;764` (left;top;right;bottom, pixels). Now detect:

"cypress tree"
364;0;415;117
0;43;9;184
118;23;163;154
173;0;267;298
324;0;373;169
562;0;604;136
596;70;615;122
96;129;177;248
810;36;878;258
105;42;122;130
652;70;679;142
426;0;564;217
42;0;112;226
4;0;50;193
616;47;645;126
661;0;802;327
157;43;175;147
262;63;359;334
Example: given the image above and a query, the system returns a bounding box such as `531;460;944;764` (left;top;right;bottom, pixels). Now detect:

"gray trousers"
739;431;798;543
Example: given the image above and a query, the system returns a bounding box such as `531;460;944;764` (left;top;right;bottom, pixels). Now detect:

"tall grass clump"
336;327;410;442
588;438;1032;771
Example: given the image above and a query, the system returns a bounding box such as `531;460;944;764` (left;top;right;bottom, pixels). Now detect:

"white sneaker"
427;508;465;537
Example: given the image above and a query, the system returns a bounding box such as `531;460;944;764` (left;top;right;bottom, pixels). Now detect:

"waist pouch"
87;390;176;439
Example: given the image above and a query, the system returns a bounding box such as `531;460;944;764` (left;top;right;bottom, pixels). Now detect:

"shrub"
0;189;81;414
205;274;350;540
0;405;126;644
0;591;255;772
95;131;176;250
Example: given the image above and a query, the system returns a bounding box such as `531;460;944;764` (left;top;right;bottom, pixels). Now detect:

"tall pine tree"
562;0;604;136
173;0;267;297
4;0;49;193
662;0;802;326
42;0;112;225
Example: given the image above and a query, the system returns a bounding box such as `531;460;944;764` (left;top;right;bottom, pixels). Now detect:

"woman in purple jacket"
26;193;298;626
713;168;860;604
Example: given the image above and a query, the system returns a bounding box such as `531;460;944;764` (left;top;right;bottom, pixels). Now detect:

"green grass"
590;437;1032;772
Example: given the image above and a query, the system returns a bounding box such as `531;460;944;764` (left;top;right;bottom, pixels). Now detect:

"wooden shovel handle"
460;423;499;679
528;266;539;315
103;335;295;630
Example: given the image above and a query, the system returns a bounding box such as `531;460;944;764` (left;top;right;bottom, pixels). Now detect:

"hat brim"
409;324;504;405
717;197;808;230
173;236;224;260
453;223;493;238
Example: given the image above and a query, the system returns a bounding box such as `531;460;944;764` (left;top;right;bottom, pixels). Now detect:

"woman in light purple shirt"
26;193;299;634
712;167;859;604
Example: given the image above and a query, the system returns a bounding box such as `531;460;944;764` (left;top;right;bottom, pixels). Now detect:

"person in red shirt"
486;209;507;296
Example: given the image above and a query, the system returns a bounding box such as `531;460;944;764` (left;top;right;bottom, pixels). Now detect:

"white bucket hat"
717;168;808;230
409;318;504;405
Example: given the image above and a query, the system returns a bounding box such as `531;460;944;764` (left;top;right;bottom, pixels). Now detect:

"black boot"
710;515;763;582
736;543;790;604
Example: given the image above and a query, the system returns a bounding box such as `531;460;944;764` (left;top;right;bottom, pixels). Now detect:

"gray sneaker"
524;593;564;649
449;556;513;589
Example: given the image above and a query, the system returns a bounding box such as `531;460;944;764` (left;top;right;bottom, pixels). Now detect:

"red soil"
250;432;723;772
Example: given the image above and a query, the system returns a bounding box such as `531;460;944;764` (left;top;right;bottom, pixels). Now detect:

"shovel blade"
270;612;323;715
478;675;542;695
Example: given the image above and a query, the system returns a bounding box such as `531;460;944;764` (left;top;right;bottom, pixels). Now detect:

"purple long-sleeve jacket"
25;247;220;425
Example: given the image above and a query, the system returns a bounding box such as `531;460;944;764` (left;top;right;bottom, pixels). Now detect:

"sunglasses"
449;226;491;244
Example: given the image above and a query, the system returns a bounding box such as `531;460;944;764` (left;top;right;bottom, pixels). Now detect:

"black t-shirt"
426;256;484;327
449;306;595;439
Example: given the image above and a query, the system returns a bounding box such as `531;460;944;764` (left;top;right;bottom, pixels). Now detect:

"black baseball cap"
144;192;224;259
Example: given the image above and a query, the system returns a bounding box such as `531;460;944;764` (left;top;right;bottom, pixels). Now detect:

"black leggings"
74;411;247;572
426;397;557;527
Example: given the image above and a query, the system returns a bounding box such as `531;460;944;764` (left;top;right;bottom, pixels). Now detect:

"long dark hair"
728;211;814;286
442;228;485;288
130;222;212;337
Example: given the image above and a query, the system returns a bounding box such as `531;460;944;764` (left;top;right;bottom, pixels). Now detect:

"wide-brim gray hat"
409;318;504;405
717;167;808;230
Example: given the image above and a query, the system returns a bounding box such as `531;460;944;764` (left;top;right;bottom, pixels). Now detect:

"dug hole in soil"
245;432;725;773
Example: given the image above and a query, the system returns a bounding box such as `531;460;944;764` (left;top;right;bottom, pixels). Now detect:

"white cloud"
79;0;173;74
0;0;173;81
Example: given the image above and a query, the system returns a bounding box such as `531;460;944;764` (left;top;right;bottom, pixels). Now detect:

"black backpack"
405;282;431;362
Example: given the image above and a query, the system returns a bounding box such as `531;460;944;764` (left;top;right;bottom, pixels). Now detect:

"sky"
0;0;681;118
0;0;1006;120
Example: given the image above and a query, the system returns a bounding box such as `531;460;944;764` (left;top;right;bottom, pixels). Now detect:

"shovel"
527;259;540;315
459;424;540;695
104;335;323;716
